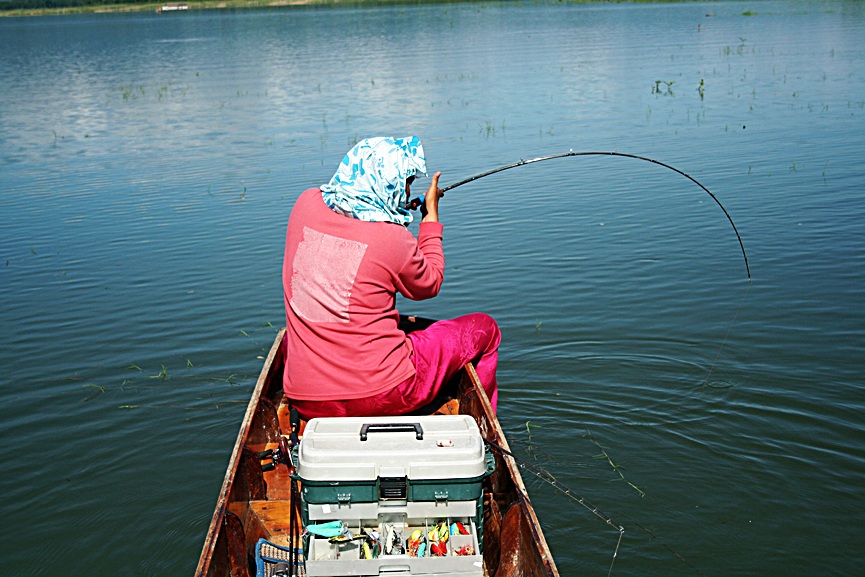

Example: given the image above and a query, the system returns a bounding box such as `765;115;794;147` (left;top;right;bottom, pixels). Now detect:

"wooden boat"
194;319;560;577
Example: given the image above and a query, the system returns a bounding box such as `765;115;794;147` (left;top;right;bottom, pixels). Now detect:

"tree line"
1;0;156;11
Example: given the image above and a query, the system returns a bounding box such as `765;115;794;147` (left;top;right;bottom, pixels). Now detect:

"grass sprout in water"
652;80;675;96
149;364;169;381
584;427;646;498
507;424;700;574
485;437;626;576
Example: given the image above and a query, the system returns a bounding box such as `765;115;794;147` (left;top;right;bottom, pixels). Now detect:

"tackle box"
293;415;494;576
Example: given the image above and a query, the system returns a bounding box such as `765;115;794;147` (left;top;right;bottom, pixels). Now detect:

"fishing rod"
407;150;751;282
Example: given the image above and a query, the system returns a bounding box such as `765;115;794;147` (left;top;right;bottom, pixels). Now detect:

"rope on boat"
407;150;751;283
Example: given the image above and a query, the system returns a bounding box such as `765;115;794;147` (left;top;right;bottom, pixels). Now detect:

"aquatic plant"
118;84;144;101
479;120;506;139
584;427;646;497
209;374;238;385
149;364;169;381
652;80;675;96
83;383;106;401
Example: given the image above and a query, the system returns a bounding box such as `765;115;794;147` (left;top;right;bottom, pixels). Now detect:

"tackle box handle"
359;422;424;441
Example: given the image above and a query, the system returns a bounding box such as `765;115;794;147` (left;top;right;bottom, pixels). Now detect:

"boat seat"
246;500;296;549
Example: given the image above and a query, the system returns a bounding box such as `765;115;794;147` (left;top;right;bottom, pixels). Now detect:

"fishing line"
583;427;645;498
633;522;707;577
489;434;705;575
408;150;751;283
485;439;624;576
701;282;751;388
580;428;705;574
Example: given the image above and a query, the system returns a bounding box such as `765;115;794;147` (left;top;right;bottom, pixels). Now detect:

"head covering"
321;136;427;226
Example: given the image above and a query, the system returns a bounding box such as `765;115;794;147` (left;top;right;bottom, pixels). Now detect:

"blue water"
1;2;863;575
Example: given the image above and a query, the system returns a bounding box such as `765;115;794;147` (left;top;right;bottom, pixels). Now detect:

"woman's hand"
421;172;443;223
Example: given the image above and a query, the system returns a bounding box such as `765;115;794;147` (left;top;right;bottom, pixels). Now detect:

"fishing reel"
405;195;424;211
258;407;301;473
257;436;295;473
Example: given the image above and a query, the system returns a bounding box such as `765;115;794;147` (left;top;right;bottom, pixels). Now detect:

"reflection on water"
1;2;864;575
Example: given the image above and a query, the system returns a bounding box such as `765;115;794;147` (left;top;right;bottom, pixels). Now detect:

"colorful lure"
450;521;469;536
430;541;448;556
307;520;346;538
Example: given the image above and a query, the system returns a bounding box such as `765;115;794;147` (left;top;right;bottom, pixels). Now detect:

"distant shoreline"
1;1;707;19
0;1;338;18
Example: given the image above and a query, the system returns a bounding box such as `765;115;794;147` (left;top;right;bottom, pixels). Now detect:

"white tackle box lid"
296;415;487;482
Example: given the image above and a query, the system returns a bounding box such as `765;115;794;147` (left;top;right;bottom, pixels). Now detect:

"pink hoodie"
282;188;444;401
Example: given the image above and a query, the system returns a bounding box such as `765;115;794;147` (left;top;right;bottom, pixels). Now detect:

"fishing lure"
383;523;404;555
307;520;347;538
407;530;425;557
384;523;394;554
437;522;449;542
430;540;448;556
450;521;469;536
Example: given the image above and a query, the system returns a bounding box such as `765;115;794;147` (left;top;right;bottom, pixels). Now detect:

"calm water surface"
1;2;863;575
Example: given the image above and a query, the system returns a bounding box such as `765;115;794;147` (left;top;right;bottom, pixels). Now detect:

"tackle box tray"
304;507;483;577
293;415;494;506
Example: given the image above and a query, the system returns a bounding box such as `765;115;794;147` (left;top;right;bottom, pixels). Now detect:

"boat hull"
194;327;559;577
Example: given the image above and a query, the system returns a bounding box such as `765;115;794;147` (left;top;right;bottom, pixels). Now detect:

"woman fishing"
282;136;500;419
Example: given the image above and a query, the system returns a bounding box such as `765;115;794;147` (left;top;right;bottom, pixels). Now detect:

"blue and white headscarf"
321;136;427;226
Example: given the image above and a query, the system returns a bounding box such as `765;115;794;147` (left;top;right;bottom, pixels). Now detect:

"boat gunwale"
194;327;286;577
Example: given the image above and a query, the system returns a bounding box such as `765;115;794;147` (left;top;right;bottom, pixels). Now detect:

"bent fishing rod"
407;150;751;282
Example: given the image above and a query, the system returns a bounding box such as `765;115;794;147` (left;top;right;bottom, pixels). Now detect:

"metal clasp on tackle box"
337;493;352;505
434;490;449;503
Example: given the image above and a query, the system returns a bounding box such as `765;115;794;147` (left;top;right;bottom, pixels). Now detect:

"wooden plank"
247;500;297;547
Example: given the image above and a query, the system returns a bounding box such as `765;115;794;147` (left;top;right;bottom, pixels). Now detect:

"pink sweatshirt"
282;188;445;401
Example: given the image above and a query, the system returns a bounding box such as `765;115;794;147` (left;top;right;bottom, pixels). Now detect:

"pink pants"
292;313;500;418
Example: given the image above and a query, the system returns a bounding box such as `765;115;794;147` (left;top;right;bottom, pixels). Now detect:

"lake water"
1;1;863;575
